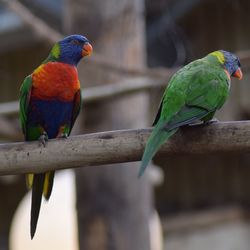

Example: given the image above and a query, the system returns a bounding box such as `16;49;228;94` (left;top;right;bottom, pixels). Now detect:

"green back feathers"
43;43;61;63
139;52;231;177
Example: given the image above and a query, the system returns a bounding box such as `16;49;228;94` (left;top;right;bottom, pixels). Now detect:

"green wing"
158;61;229;129
69;89;82;134
140;60;230;177
19;75;33;136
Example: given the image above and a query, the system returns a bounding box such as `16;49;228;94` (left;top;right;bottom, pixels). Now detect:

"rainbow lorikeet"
19;35;92;238
138;50;243;177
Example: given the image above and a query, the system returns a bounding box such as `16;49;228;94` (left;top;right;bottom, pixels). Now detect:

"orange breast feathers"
31;62;80;101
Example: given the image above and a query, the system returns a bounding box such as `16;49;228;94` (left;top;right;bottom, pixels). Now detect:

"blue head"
209;50;243;80
50;35;93;65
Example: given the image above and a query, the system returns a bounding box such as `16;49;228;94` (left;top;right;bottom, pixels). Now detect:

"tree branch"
0;76;168;116
2;0;168;75
0;121;249;176
1;0;63;43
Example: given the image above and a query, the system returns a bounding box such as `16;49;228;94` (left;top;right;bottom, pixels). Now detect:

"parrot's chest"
31;62;80;101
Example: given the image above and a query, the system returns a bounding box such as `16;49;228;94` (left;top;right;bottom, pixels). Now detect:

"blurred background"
0;0;250;249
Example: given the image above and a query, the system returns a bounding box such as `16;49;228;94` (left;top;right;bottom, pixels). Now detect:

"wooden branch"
3;0;250;75
0;76;168;116
0;121;249;176
2;0;181;79
162;206;247;234
1;0;63;43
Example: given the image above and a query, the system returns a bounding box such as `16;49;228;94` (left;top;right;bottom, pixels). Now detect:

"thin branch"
0;121;249;176
0;76;168;116
3;0;250;74
2;0;164;76
1;0;63;43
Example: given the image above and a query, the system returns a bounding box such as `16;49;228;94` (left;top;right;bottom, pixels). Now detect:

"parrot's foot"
203;118;219;125
59;132;68;139
188;121;204;127
39;131;48;147
188;118;219;127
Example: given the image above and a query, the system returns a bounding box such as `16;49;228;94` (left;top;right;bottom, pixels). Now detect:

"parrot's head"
209;50;243;80
50;35;93;65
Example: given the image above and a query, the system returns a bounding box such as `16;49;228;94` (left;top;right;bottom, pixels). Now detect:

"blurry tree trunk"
65;0;153;250
0;177;26;250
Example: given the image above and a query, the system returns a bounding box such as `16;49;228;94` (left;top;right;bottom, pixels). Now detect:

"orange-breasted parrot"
138;50;243;177
19;35;93;238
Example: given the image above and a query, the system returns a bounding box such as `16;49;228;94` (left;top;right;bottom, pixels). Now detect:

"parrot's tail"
30;173;45;239
138;122;178;178
29;171;55;239
43;171;55;200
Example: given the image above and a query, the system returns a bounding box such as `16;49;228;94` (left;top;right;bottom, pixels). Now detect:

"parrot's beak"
82;43;93;57
232;67;243;80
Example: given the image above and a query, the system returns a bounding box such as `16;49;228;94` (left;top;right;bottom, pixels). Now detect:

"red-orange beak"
232;67;243;80
82;42;93;57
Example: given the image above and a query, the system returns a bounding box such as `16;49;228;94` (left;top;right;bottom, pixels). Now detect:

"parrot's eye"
70;40;82;45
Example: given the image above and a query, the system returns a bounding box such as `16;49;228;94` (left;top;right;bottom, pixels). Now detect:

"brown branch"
3;0;169;76
1;0;63;43
3;0;250;74
0;76;168;116
0;121;249;176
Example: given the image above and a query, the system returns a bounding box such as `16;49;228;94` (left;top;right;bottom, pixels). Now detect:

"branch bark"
0;76;168;116
2;0;165;75
0;121;249;176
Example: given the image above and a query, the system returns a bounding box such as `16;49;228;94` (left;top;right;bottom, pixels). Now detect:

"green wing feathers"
164;105;212;130
19;75;33;135
139;121;178;177
139;105;211;177
70;89;82;134
139;57;230;177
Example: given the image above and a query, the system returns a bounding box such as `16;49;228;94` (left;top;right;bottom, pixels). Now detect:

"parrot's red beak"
82;42;93;57
232;67;243;80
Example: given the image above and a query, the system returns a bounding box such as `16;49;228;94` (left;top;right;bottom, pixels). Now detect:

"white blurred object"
146;162;164;186
10;168;164;250
10;170;78;250
149;210;163;250
147;162;164;250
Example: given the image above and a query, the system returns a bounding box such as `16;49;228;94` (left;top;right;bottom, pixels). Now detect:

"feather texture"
139;50;242;177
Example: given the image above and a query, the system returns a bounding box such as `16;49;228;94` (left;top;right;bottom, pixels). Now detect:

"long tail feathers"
26;174;34;189
29;171;55;239
43;171;55;200
138;123;178;178
30;174;45;239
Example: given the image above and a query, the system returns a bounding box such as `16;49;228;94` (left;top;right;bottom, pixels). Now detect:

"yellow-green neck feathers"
208;51;225;64
51;43;60;59
43;43;61;63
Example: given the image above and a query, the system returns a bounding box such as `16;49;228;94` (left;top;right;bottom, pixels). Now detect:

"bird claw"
188;121;204;127
203;118;219;125
39;132;48;147
189;118;219;127
59;133;68;139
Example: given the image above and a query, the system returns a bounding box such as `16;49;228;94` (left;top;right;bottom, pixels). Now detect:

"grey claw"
39;132;48;147
204;118;219;125
59;133;68;139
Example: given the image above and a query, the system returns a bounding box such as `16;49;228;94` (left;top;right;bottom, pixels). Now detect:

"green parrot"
138;50;243;177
